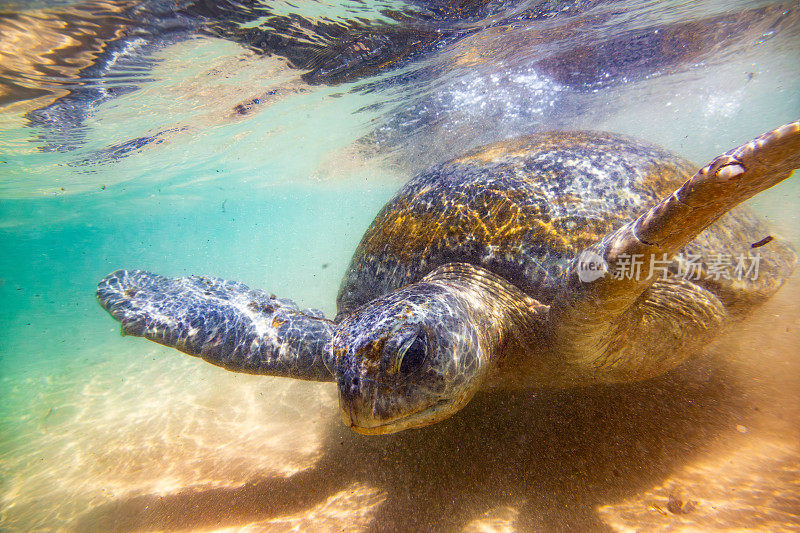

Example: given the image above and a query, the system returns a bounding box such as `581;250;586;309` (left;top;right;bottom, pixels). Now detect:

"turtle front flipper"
97;270;335;381
548;121;799;376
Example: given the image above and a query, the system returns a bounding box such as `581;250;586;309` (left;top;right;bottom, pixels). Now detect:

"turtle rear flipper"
97;270;335;381
549;121;799;373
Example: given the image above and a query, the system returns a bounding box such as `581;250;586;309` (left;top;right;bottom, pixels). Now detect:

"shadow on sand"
73;350;751;532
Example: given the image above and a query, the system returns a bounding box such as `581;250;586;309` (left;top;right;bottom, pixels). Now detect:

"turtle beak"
336;371;458;435
336;372;403;434
340;402;379;434
337;373;365;428
337;372;389;434
339;395;458;435
339;397;401;436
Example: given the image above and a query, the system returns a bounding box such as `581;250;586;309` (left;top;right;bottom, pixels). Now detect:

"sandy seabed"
1;270;799;532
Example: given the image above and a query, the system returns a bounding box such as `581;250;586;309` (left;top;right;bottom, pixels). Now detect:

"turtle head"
330;281;496;435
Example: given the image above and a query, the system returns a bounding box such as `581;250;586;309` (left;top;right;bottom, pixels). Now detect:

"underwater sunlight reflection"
1;0;799;531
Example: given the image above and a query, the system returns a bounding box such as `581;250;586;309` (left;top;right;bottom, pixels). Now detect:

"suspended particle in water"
750;235;773;248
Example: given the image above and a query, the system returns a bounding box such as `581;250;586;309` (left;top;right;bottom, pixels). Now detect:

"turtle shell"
336;131;796;319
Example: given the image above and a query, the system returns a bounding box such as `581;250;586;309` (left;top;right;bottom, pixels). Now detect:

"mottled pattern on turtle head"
330;280;497;434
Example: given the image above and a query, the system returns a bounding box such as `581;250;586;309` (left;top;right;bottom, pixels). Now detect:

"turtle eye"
398;333;427;374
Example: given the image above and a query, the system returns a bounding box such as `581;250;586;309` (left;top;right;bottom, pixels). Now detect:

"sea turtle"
97;121;799;435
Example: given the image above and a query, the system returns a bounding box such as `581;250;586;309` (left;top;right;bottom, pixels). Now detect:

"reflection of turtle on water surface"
98;121;799;435
190;0;798;87
10;0;798;125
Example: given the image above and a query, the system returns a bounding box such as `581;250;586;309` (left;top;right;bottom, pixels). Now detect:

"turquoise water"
1;0;800;530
